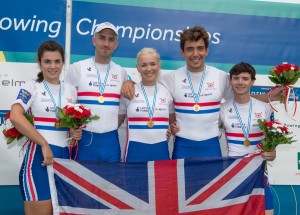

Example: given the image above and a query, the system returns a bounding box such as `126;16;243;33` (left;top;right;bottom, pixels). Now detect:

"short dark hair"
36;40;65;82
180;25;209;51
229;62;256;80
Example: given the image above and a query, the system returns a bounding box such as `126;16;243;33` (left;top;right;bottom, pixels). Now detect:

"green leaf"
289;72;300;85
16;135;24;141
282;71;289;79
92;115;100;120
7;136;15;144
288;70;295;80
270;70;279;77
268;76;281;84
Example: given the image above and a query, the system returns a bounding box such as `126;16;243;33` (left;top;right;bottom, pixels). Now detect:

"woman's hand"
69;127;83;141
41;144;54;167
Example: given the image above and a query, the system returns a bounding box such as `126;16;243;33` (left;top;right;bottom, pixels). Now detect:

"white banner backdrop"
0;62;37;184
253;73;300;185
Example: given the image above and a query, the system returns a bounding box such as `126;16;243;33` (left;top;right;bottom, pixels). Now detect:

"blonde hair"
136;47;161;64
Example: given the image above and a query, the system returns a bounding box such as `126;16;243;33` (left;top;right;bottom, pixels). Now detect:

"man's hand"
261;150;276;161
170;121;180;135
269;86;286;102
121;80;135;100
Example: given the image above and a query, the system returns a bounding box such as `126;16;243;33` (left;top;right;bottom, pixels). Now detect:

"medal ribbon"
232;98;252;141
185;66;206;104
43;80;61;120
141;82;158;121
93;57;110;96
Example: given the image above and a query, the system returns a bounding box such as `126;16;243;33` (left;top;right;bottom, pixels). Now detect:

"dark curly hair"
180;25;210;51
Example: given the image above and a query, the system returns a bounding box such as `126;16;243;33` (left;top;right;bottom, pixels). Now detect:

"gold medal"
244;139;250;147
193;104;200;112
54;121;61;129
98;95;105;103
147;120;154;128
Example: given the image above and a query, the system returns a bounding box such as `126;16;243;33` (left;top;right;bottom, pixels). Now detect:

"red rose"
73;111;84;119
274;65;283;74
280;126;289;133
264;121;273;129
82;108;91;117
66;106;75;115
6;128;20;138
291;64;299;72
283;63;291;72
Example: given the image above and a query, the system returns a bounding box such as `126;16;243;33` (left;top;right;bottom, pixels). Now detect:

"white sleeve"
119;96;129;115
64;62;81;89
219;104;225;127
121;68;128;82
160;71;175;98
223;73;233;101
167;89;174;114
265;103;274;121
12;81;37;112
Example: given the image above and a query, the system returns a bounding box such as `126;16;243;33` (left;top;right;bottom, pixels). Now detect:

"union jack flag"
47;154;265;215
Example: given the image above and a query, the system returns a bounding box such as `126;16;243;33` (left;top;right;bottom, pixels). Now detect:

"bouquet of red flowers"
269;62;300;87
268;62;299;117
2;112;34;144
57;104;99;159
257;119;295;151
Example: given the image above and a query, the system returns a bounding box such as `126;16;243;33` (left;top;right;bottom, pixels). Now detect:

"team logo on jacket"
41;91;46;96
135;106;148;112
184;93;193;98
159;97;167;104
135;93;139;98
111;74;118;80
16;89;31;104
254;112;262;119
45;106;56;113
206;82;216;90
87;67;92;71
228;108;232;113
89;81;99;87
66;98;73;103
231;122;243;128
182;78;187;83
110;74;120;83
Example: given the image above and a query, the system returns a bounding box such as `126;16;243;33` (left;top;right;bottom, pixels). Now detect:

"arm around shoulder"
121;80;136;100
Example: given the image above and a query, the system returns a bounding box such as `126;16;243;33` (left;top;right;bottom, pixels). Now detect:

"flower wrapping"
257;119;295;151
268;62;299;117
2;112;34;144
57;104;100;159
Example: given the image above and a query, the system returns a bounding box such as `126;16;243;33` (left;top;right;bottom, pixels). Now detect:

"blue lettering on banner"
0;0;65;52
0;110;9;126
72;2;300;66
251;86;300;101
